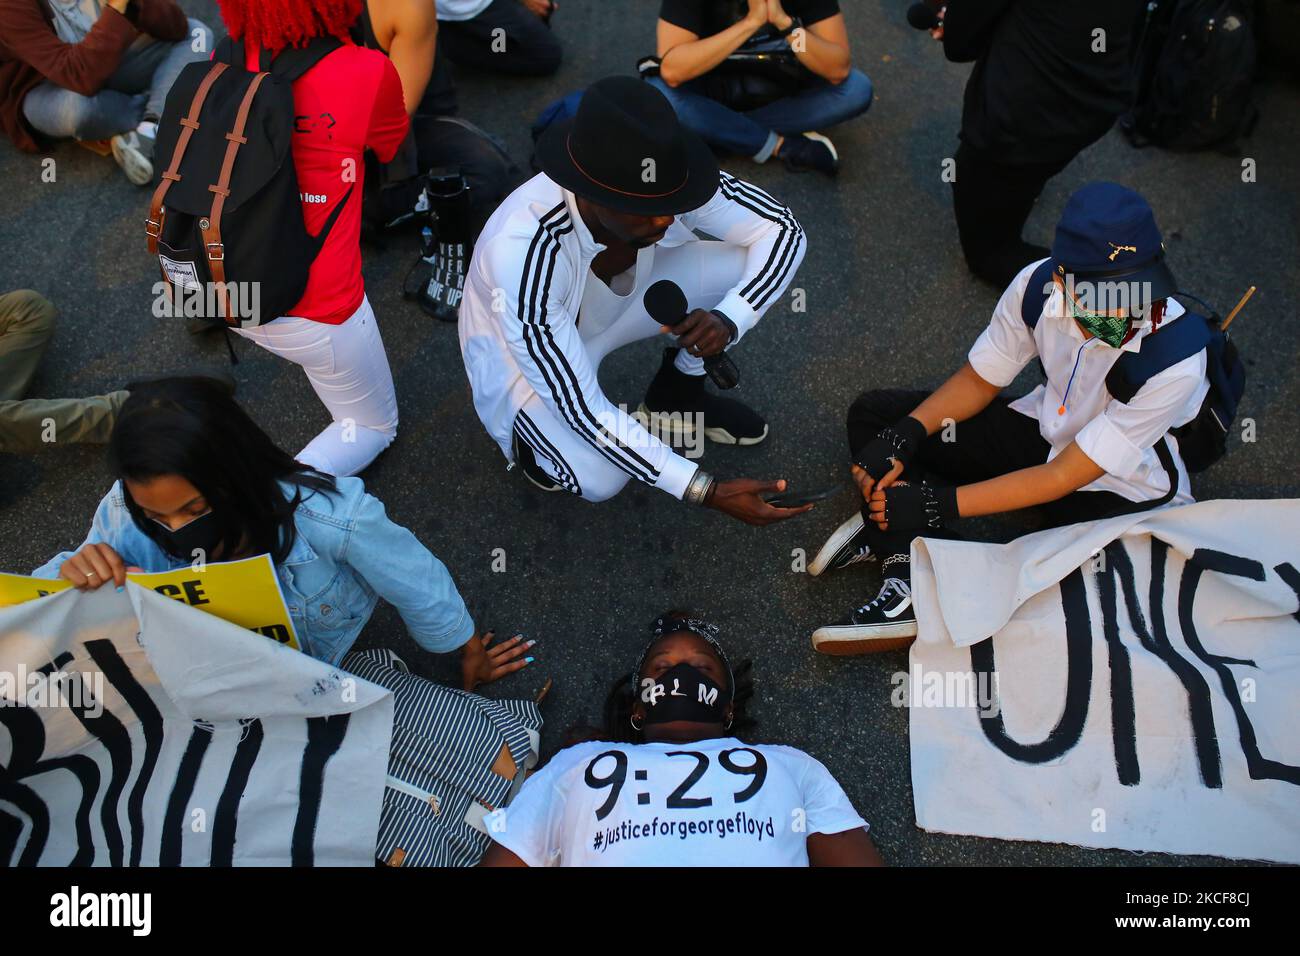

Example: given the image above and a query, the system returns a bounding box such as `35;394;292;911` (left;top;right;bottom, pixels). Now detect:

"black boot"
638;347;768;446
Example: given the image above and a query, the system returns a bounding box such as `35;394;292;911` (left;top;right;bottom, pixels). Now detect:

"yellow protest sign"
128;555;300;650
0;555;299;650
0;573;71;606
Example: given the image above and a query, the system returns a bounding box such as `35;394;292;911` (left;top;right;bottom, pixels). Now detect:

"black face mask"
138;509;224;561
638;662;728;726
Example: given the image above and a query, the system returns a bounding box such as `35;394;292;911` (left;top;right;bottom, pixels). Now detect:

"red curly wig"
216;0;364;54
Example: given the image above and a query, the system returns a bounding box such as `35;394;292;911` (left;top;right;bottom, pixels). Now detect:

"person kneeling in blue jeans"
648;0;872;177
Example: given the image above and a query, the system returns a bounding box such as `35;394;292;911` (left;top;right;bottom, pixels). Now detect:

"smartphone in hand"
763;486;842;509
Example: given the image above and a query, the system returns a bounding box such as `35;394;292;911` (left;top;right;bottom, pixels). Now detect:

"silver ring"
86;572;96;579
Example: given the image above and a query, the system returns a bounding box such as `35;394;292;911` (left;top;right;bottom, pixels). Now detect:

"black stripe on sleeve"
720;172;805;311
515;214;660;484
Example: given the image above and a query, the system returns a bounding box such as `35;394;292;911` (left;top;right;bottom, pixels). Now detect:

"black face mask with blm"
638;662;730;726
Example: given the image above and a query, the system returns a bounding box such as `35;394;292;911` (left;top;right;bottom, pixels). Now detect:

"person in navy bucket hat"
1050;182;1178;323
803;183;1211;656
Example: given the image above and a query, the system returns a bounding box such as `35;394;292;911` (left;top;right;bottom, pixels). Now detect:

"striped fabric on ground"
341;649;542;867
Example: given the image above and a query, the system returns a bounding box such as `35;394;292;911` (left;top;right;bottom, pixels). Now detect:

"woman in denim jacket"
31;376;530;690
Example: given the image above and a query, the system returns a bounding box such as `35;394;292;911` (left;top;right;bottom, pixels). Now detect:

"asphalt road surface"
2;1;1296;866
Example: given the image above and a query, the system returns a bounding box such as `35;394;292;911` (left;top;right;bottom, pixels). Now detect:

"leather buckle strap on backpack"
145;61;228;255
199;71;269;325
148;35;346;336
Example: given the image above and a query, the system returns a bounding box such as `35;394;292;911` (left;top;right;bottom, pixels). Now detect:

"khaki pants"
0;290;127;454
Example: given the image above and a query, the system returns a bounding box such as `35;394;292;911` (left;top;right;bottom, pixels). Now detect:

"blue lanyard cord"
1058;340;1088;416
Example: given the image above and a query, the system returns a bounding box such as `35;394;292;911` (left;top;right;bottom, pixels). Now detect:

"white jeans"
514;241;748;502
235;296;399;476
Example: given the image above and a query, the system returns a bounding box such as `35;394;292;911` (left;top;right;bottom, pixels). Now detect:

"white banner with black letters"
909;499;1300;863
0;584;393;866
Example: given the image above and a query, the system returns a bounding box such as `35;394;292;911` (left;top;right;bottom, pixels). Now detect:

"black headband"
631;615;734;702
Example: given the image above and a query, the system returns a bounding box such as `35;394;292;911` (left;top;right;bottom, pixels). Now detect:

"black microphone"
906;2;942;31
643;280;740;390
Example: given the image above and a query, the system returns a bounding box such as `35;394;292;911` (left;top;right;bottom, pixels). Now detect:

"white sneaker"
110;131;154;186
808;510;874;577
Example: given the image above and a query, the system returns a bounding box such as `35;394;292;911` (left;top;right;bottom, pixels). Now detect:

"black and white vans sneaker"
811;577;916;656
638;347;768;446
809;510;874;577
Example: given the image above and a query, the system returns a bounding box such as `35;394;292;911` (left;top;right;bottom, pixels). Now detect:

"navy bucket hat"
1050;182;1178;312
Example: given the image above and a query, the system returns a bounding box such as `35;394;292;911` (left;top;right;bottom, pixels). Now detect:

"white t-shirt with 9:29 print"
486;738;867;866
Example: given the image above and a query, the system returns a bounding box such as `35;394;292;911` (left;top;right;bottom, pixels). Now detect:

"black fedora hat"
535;75;719;216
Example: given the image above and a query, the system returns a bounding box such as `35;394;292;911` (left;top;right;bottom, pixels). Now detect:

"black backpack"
145;37;351;329
1020;260;1247;473
1120;0;1259;151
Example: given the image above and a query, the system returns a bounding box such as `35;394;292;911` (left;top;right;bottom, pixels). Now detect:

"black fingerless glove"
853;416;927;481
882;482;959;532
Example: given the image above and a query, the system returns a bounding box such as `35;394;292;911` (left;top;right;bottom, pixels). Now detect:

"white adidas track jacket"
458;171;807;499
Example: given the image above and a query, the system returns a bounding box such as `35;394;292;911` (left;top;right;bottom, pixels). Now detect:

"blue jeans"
21;19;212;140
646;68;873;160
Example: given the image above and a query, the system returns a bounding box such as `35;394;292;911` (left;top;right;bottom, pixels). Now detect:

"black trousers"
438;0;562;77
949;142;1073;289
846;389;1180;572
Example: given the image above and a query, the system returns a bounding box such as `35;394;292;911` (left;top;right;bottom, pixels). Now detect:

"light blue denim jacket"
31;477;476;665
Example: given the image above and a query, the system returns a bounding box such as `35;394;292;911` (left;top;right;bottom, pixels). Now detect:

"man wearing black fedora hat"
458;76;810;525
804;183;1216;653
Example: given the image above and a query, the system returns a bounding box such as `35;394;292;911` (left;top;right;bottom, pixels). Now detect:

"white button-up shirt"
968;260;1209;505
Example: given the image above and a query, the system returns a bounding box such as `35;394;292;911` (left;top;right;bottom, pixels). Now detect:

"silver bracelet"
683;469;716;506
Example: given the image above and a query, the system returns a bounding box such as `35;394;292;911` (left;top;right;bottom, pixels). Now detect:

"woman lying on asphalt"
480;612;882;866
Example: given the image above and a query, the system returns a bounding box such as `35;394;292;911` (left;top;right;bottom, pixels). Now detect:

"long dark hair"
564;611;758;747
108;376;337;563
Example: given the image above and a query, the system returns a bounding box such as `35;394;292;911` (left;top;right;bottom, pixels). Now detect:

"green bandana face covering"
1069;297;1132;349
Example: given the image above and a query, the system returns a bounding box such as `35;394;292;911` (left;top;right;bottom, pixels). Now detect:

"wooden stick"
1221;286;1256;331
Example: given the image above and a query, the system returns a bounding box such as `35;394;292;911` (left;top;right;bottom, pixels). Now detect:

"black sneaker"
511;430;563;492
809;510;874;577
777;132;839;177
638;347;768;446
811;577;916;656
